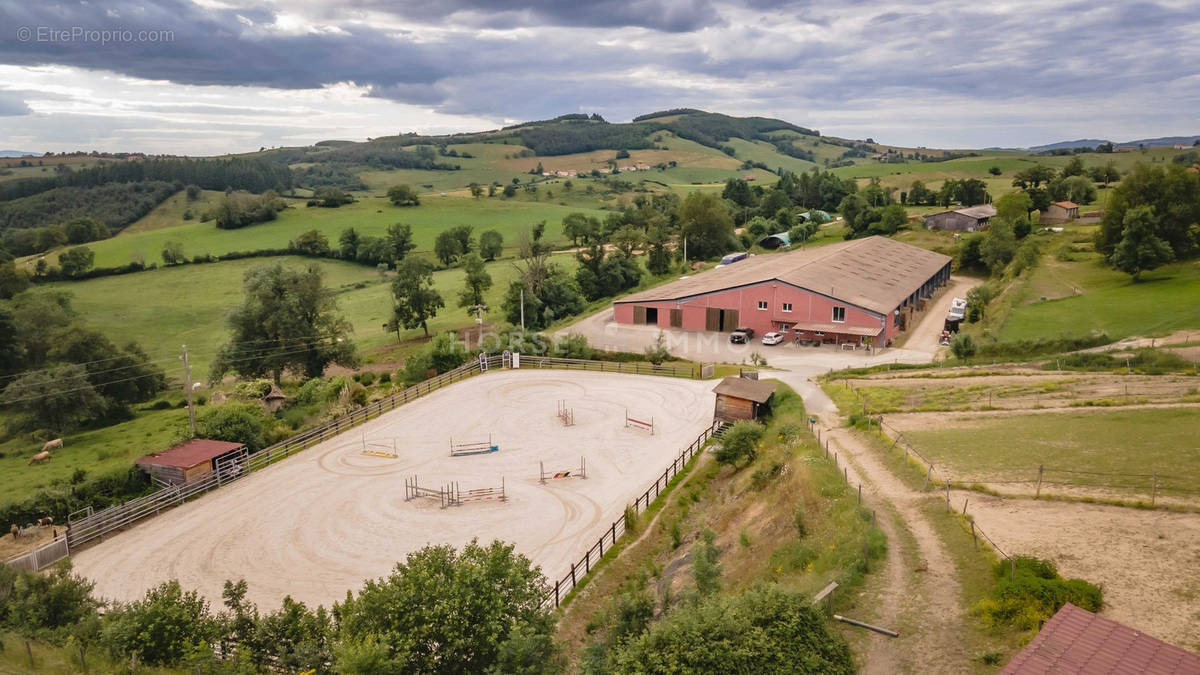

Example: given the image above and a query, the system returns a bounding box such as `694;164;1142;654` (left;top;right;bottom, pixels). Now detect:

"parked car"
761;332;785;346
729;327;755;343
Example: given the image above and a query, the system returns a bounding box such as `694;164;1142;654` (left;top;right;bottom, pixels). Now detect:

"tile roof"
136;439;246;470
1053;201;1079;209
1001;603;1200;674
712;376;777;403
615;236;950;315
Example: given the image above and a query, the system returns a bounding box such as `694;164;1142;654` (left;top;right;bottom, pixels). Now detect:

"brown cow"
28;451;50;466
9;524;17;540
36;516;53;527
41;438;63;452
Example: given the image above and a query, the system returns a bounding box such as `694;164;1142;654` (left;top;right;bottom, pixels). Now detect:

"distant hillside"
1030;135;1199;151
0;150;35;158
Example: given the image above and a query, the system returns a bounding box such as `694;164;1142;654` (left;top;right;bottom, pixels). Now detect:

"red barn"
613;236;951;347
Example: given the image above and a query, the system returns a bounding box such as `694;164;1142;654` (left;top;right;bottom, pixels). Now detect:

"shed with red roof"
136;439;248;485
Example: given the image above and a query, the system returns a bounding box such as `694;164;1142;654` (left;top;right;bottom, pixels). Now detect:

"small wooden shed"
136;439;248;486
712;376;777;423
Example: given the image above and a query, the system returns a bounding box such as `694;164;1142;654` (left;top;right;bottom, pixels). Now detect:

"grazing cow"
9;524;17;539
28;451;50;465
41;438;63;452
36;516;53;527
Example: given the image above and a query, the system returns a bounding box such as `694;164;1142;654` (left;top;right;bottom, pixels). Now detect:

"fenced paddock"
70;368;715;610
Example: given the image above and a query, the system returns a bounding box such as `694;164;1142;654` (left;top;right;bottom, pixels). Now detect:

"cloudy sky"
1;0;1197;154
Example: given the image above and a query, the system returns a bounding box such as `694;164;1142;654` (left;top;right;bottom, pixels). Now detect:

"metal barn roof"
1001;603;1200;674
615;236;950;315
136;439;246;470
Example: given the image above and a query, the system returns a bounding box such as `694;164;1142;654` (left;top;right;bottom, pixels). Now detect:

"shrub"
232;379;273;399
643;332;671;366
357;370;377;386
611;584;854;673
974;556;1102;631
196;403;271;451
2;561;99;637
950;333;978;359
294;377;329;405
553;332;594;360
713;420;764;467
101;580;220;666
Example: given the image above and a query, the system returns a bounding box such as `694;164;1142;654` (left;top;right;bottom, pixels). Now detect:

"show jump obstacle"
625;409;654;435
449;435;499;457
404;476;507;507
403;476;458;509
360;435;398;458
539;456;587;483
556;400;575;426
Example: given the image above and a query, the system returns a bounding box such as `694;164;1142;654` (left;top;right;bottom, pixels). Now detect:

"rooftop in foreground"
1001;603;1200;674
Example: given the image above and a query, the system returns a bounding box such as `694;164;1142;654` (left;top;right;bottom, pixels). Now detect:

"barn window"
832;306;846;323
757;300;768;310
781;302;793;312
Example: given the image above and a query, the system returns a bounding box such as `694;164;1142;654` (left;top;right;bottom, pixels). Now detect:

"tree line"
0;182;177;254
0;157;293;204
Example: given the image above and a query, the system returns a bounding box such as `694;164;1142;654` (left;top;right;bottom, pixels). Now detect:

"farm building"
613;236;951;346
1000;603;1200;674
923;204;996;232
757;232;791;249
136;439;248;486
1042;201;1079;223
712;376;777;422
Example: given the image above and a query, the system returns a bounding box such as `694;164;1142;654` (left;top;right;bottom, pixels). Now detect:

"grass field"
37;196;606;270
902;407;1200;497
42;253;567;381
999;257;1200;341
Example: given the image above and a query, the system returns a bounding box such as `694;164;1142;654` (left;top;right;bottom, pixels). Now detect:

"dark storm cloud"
0;0;1197;147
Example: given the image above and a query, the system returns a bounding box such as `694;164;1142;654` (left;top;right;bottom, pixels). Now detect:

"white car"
761;332;785;345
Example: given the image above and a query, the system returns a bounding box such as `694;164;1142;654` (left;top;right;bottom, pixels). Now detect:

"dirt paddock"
960;491;1200;649
71;370;715;609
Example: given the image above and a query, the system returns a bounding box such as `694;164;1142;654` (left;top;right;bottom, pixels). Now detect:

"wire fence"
834;382;1200;504
5;354;704;572
543;420;723;608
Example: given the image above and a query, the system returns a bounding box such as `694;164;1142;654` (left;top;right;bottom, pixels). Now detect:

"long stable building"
614;236;951;347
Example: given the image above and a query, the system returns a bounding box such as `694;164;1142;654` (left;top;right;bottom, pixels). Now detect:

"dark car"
729;327;755;343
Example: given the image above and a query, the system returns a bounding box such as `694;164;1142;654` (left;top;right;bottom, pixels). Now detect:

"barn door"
723;309;739;330
669;308;682;328
705;307;720;331
633;306;647;325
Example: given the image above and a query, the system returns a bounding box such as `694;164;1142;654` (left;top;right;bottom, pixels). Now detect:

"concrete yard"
72;369;715;610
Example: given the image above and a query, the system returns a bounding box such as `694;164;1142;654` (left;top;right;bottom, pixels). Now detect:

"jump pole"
540;456;587;483
624;408;654;435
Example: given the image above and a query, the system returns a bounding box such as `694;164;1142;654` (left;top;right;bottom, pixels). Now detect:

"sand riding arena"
72;369;716;609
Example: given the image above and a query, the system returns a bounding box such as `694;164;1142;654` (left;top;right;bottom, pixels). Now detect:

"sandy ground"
961;492;1200;650
71;370;715;610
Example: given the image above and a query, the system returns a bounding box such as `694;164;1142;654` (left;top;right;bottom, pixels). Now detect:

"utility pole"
519;288;525;332
181;345;196;436
683;237;687;265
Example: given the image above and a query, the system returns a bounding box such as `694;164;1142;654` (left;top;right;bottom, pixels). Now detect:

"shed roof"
951;204;997;219
136;439;246;470
615;236;950;315
1053;201;1079;209
1000;603;1200;674
712;376;777;403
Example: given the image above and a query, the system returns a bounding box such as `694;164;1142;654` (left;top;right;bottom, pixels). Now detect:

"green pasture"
998;257;1200;341
902;407;1200;497
44;196;606;270
42;253;573;380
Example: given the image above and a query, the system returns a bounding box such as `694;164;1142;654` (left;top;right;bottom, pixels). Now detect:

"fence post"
862;540;869;573
962;497;969;514
857;483;861;505
971;521;978;551
1036;464;1044;498
945;479;950;511
1151;473;1158;506
554;579;560;607
923;464;932;490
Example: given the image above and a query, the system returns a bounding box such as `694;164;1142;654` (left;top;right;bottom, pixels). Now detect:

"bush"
974;556;1102;631
553;332;594;359
713;420;764;467
611;584;854;674
976;333;1111;358
950;333;977;359
196;402;271;451
2;562;100;638
357;370;377;386
102;580;220;667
